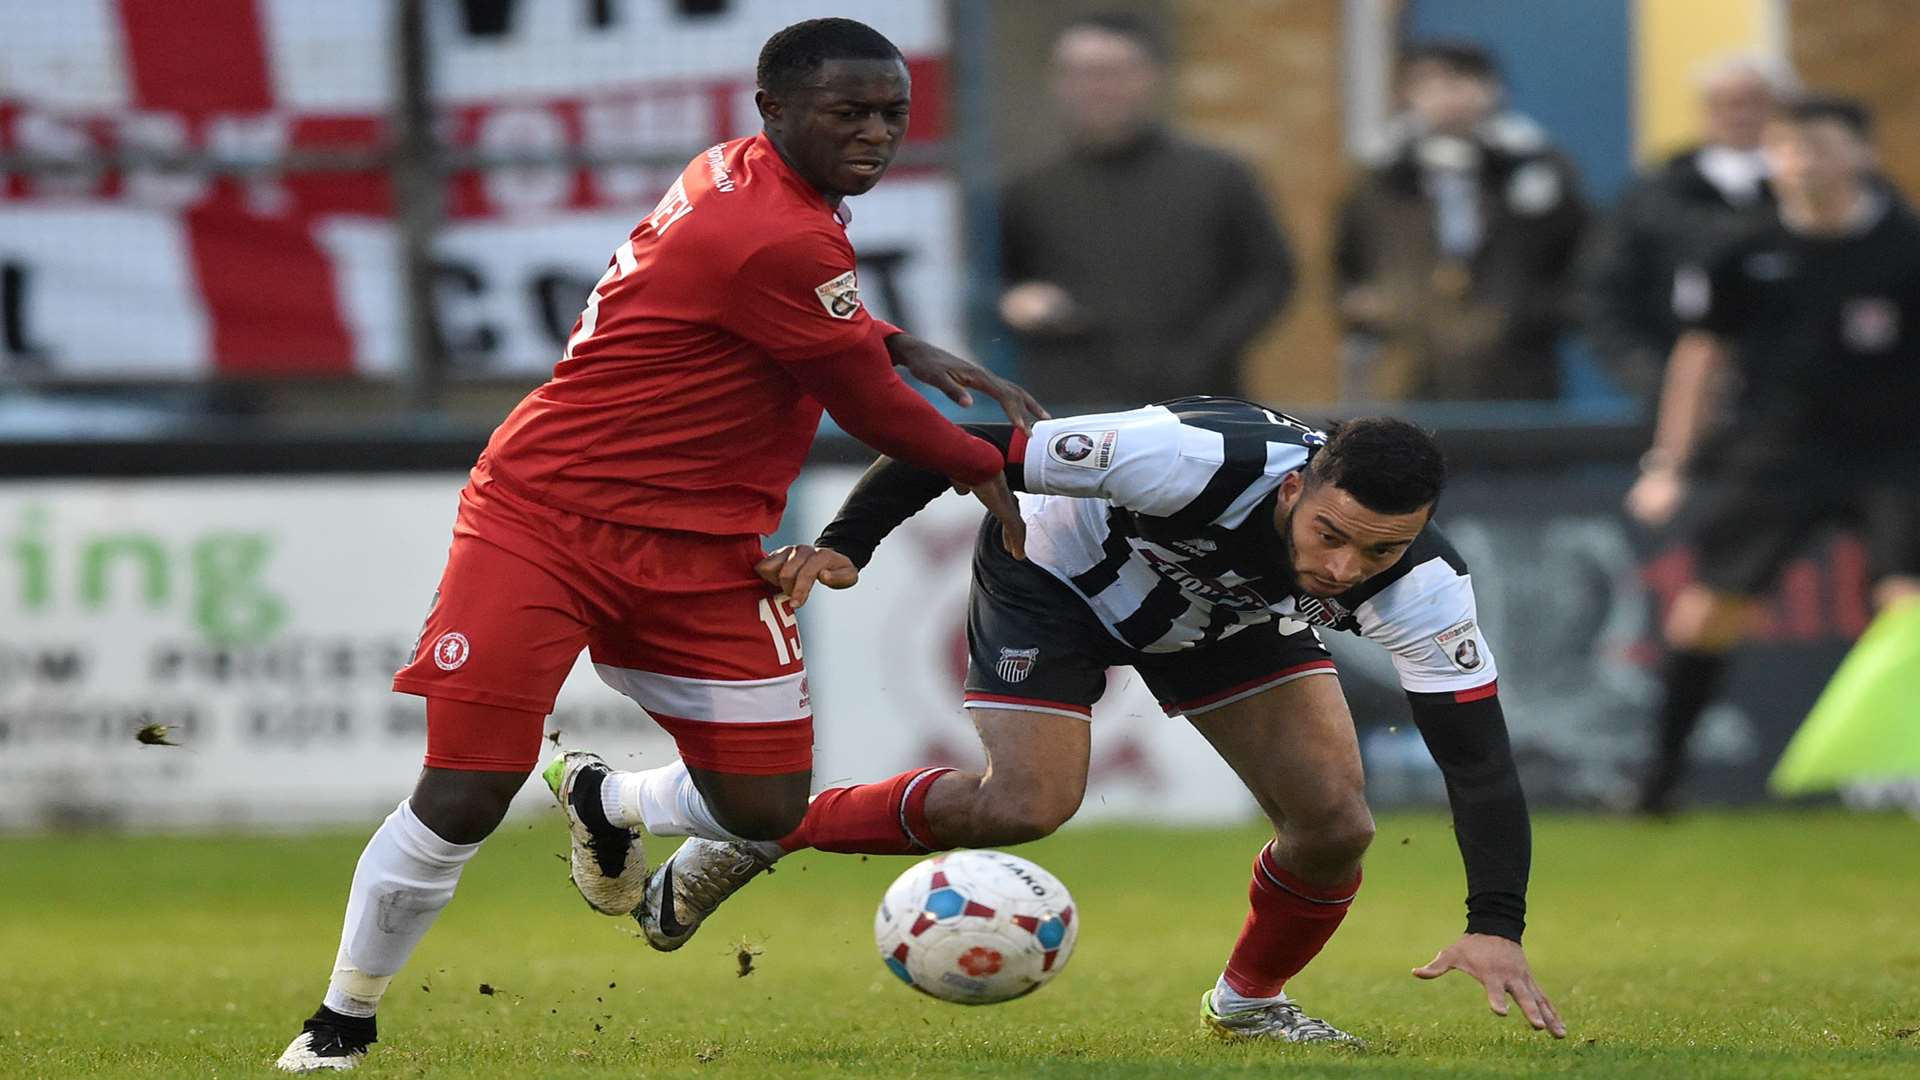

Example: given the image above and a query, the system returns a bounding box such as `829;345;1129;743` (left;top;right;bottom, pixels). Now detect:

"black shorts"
960;518;1335;720
1690;450;1920;595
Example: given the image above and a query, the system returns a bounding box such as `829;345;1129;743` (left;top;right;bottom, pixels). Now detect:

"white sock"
321;799;481;1018
603;758;762;847
1213;973;1287;1014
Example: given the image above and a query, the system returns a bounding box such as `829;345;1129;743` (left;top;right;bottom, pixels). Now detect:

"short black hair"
1400;39;1500;83
1774;94;1873;139
756;18;904;95
1304;417;1447;515
1058;11;1168;64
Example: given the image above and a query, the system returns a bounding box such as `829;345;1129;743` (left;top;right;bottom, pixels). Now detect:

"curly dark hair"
1304;417;1447;515
757;18;903;95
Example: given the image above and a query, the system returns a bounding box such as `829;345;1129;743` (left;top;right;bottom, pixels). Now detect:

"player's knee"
1290;805;1376;868
409;767;528;845
1664;587;1750;651
967;789;1078;846
710;798;808;842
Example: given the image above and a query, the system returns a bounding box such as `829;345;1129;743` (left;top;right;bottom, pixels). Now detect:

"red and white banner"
0;0;959;378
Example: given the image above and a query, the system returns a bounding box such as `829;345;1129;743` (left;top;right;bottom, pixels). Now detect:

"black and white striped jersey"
1016;397;1497;695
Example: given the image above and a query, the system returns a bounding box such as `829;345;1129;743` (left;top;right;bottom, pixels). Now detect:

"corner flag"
1770;600;1920;795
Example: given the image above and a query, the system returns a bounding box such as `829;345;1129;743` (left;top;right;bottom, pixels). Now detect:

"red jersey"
475;134;892;535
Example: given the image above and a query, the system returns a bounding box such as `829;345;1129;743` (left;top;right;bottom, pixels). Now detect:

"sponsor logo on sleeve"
1048;429;1117;469
1842;297;1899;352
1433;619;1484;672
814;269;862;319
995;646;1040;684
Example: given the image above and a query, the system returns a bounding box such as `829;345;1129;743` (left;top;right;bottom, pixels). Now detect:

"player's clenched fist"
757;544;860;609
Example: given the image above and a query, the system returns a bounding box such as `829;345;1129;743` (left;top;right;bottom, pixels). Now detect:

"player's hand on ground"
755;545;859;610
1413;933;1567;1039
954;474;1027;560
888;332;1049;433
1625;466;1686;528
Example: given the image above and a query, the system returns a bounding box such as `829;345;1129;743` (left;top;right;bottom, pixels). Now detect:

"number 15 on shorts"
758;596;802;664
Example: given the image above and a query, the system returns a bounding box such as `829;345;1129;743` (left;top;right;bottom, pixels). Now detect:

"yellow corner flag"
1770;599;1920;795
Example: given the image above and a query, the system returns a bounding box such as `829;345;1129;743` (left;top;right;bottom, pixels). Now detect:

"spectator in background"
1335;41;1587;401
1583;54;1793;405
998;13;1295;406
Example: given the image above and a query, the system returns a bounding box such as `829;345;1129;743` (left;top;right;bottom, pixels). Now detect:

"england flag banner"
0;0;959;378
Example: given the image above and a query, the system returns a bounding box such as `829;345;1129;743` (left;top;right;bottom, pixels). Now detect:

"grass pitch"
3;810;1918;1078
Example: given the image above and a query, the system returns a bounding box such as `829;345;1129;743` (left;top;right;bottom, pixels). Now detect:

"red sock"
779;767;954;854
1221;843;1361;998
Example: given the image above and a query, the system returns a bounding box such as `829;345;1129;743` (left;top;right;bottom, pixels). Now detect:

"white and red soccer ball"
875;850;1078;1004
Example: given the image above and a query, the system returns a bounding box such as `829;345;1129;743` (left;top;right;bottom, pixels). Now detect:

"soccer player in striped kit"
575;397;1564;1045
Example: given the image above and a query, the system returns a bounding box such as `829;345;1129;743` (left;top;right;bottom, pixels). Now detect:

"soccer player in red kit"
275;19;1044;1073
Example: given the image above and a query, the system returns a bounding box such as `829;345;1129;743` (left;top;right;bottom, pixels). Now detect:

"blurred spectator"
997;13;1295;406
1583;54;1794;405
1334;41;1587;402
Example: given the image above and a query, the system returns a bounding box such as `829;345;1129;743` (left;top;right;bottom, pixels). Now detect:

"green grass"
3;811;1918;1078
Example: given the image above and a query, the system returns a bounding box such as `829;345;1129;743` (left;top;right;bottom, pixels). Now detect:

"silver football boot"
1201;989;1365;1046
636;837;782;951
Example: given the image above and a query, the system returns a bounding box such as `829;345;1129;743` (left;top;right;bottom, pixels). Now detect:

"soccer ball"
874;849;1078;1004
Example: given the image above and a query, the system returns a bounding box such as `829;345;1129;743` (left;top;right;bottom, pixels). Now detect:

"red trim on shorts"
392;676;556;717
962;692;1093;717
649;712;814;776
1162;659;1338;716
1451;680;1499;703
1007;428;1030;466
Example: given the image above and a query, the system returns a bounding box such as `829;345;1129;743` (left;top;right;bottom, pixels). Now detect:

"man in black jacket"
997;13;1296;406
1584;54;1793;403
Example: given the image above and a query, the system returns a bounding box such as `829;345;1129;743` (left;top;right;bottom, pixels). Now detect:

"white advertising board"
0;476;671;828
0;469;1256;830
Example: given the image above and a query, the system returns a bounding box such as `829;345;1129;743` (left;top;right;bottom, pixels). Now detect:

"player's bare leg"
1638;584;1758;814
1186;672;1370;1045
276;702;540;1073
637;708;1090;950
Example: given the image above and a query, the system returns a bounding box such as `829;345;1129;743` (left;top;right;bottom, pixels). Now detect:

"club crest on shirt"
814;270;862;319
1048;429;1117;469
432;631;470;671
1292;594;1354;630
995;646;1040;684
1842;297;1899;352
1434;619;1483;672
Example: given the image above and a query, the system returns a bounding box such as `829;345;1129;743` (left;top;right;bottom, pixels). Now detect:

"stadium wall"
0;449;1878;831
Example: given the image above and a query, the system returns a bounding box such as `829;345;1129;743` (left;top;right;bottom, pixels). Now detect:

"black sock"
308;1004;377;1044
1648;649;1731;788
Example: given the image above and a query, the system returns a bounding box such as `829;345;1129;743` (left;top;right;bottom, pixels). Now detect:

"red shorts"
393;476;812;776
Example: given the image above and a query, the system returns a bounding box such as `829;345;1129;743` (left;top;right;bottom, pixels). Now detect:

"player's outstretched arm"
1404;687;1564;1037
1413;933;1566;1038
881;330;1048;434
813;424;1026;569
